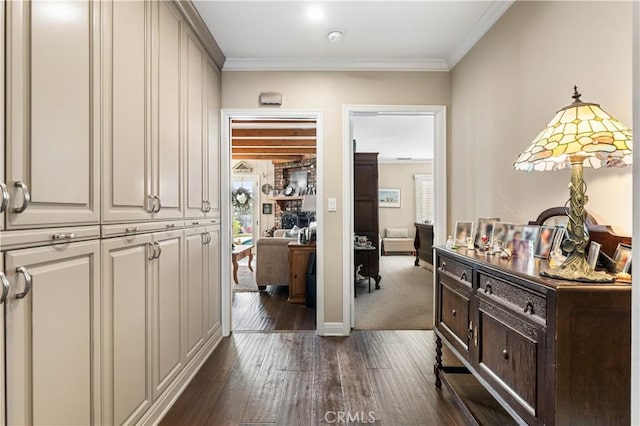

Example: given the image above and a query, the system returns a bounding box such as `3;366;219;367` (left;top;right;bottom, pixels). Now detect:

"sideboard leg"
434;334;443;388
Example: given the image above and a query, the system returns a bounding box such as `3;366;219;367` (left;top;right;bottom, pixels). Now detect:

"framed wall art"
379;188;401;208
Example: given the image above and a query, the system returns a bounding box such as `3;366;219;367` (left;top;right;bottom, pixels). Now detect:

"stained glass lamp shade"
514;87;632;282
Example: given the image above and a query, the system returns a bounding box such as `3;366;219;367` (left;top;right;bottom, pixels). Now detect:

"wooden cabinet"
414;222;434;265
434;247;630;425
4;241;101;425
101;234;154;425
288;242;316;304
354;153;380;284
5;0;100;228
205;225;221;337
102;0;185;223
204;61;221;218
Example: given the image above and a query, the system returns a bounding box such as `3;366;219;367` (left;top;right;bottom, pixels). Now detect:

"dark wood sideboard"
414;222;434;266
434;247;631;425
354;152;381;284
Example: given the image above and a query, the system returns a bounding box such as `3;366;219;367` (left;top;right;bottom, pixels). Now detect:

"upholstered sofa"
255;232;296;289
382;227;415;255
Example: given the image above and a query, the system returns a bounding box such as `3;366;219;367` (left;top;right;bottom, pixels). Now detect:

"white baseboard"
321;322;349;336
139;328;223;425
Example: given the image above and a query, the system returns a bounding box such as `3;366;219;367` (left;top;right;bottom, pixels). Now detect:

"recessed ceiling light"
327;30;344;42
307;6;323;22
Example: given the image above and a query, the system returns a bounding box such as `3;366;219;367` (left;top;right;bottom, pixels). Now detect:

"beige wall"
378;162;433;238
222;71;450;323
450;1;633;235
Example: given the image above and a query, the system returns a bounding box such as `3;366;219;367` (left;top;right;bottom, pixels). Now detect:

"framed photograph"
613;243;632;273
587;241;601;270
550;227;565;253
490;222;511;248
505;224;524;251
534;226;556;259
379;188;401;208
262;203;273;215
513;239;532;258
474;217;500;247
454;221;473;247
523;225;540;244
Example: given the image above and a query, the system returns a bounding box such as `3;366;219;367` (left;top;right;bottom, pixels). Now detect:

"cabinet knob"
452;309;457;317
460;271;467;281
502;349;509;360
524;301;534;314
484;283;493;294
441;261;447;271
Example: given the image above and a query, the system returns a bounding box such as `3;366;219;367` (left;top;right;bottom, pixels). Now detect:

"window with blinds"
414;174;434;223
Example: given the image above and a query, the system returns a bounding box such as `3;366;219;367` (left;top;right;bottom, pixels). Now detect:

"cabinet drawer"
437;255;472;285
479;272;546;324
439;280;470;350
479;307;540;421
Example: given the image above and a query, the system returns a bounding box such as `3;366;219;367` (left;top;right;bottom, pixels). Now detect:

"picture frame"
550;226;566;254
454;221;473;247
262;203;273;215
613;243;632;273
505;224;524;251
474;217;500;247
587;241;601;270
379;188;401;208
513;238;532;258
522;225;540;244
490;222;511;248
534;226;556;259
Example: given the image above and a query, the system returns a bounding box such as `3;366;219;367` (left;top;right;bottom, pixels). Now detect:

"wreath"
232;187;253;212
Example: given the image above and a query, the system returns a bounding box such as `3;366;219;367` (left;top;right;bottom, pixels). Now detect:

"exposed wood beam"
232;128;316;137
232;119;315;124
232;154;304;162
232;138;316;147
232;147;316;155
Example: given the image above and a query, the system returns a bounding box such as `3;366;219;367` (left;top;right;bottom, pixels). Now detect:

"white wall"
378;162;433;238
222;71;450;323
450;1;632;235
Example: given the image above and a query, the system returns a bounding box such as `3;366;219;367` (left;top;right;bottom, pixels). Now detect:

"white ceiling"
352;115;434;161
193;1;514;71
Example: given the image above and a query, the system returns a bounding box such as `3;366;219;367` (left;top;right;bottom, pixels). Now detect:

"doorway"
221;109;324;336
342;105;447;330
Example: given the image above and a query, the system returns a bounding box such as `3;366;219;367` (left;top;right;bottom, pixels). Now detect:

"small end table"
354;245;377;296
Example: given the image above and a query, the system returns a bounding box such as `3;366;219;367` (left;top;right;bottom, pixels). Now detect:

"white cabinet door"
184;227;206;360
102;0;153;223
1;2;6;231
152;1;183;220
5;240;101;425
0;253;7;426
205;225;221;338
5;1;100;228
205;61;221;219
185;32;207;218
151;229;184;398
102;234;153;425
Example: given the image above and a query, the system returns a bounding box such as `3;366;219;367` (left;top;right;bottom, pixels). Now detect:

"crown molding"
222;58;449;72
177;1;226;70
446;0;514;69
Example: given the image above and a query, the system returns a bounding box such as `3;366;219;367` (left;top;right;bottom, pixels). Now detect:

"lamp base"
541;253;614;283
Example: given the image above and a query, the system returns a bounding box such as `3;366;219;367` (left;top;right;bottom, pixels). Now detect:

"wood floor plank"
367;368;420;425
204;334;273;425
160;380;225;426
276;370;313;425
313;337;348;424
336;347;381;423
286;332;314;372
354;331;392;369
232;288;315;332
241;334;291;423
194;334;248;383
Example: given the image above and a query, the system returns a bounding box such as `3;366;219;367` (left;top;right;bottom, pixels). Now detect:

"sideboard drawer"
478;312;539;422
479;272;546;324
437;254;472;286
439;280;471;351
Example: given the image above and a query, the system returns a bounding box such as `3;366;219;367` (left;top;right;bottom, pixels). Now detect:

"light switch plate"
328;197;337;211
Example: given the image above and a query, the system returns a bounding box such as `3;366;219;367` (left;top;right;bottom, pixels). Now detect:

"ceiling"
353;115;434;160
193;1;514;71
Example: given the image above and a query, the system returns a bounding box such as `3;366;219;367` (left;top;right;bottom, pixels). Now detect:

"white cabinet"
4;1;100;228
1;1;7;231
205;225;221;338
102;0;184;223
4;240;101;425
184;226;206;360
205;62;221;219
101;233;154;425
102;228;185;424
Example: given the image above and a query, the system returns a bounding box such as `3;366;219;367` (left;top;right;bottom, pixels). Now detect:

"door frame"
342;105;447;331
220;109;324;336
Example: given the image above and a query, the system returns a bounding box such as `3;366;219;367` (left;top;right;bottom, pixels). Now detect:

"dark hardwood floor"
233;286;315;331
160;330;468;425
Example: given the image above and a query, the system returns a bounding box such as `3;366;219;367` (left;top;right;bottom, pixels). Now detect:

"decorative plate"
261;183;273;195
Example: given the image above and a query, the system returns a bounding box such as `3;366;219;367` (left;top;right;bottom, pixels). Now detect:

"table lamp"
514;87;632;282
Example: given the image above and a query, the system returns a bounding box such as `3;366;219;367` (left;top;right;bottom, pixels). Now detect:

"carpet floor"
354;255;433;330
233;257;259;292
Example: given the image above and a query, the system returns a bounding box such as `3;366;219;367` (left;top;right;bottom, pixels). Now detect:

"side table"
354;246;377;296
287;242;316;304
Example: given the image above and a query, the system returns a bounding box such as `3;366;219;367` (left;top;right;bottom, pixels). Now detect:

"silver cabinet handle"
206;201;212;212
13;181;30;213
147;242;155;260
166;223;176;228
201;232;208;245
147;195;155;213
0;272;9;304
125;227;139;234
0;182;9;213
15;266;32;299
52;232;76;240
153;195;161;213
154;242;162;258
201;200;208;213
